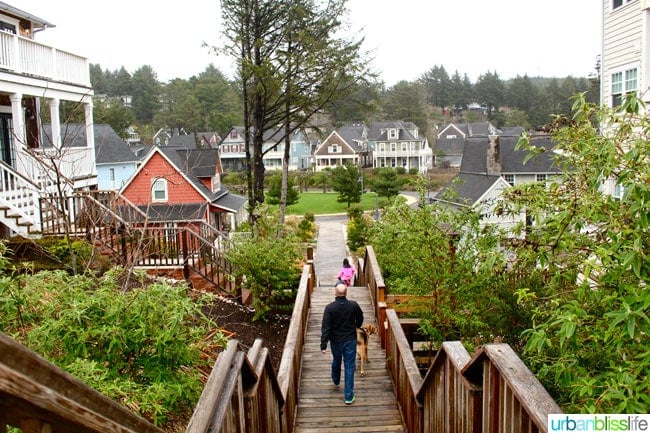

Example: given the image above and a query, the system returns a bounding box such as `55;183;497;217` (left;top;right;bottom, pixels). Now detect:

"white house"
0;2;96;238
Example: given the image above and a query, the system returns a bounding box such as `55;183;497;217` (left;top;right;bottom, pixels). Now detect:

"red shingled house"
120;146;247;233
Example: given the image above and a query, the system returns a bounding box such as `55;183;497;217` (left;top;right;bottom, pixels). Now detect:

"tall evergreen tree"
220;0;372;226
131;65;161;124
474;70;506;116
420;65;452;110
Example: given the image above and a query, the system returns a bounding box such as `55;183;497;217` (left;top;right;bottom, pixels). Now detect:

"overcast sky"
10;0;602;86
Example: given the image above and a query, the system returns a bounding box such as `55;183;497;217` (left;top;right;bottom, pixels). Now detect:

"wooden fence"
185;260;316;433
357;246;562;433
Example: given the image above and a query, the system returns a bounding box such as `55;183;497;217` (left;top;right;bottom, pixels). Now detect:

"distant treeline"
63;63;597;142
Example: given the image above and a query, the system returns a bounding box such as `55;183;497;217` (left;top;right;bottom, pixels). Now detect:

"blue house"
44;123;139;190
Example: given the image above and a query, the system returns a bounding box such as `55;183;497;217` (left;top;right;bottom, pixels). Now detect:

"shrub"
0;261;224;426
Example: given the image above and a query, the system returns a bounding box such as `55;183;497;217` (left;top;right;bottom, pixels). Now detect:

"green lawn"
279;191;380;215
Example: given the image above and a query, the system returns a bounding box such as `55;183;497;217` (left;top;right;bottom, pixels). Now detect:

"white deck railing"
0;160;41;231
0;31;90;87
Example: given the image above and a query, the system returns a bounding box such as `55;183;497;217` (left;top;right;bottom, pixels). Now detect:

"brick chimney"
487;135;502;176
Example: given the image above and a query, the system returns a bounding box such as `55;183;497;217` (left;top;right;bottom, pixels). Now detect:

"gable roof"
155;146;225;201
41;123;137;164
367;121;422;141
437;122;497;139
435;173;505;206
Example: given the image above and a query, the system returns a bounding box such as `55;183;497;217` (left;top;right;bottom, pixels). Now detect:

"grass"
280;191;381;215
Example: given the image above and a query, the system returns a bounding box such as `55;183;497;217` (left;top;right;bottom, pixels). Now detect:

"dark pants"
330;339;356;401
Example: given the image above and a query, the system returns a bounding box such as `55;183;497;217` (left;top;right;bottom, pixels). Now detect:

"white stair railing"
0;160;41;235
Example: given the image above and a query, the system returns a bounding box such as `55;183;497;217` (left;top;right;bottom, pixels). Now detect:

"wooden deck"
293;218;406;433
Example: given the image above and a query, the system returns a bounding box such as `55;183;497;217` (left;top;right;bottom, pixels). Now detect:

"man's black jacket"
320;296;363;350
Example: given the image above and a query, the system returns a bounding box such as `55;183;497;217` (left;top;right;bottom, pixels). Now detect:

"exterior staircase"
0;161;41;237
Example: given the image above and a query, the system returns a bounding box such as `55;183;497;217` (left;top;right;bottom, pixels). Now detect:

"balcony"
0;31;90;87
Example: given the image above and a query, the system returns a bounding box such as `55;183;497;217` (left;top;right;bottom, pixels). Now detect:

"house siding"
97;162;137;190
122;153;204;205
602;0;649;106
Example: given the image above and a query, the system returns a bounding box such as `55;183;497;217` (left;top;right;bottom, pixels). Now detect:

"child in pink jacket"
337;258;355;287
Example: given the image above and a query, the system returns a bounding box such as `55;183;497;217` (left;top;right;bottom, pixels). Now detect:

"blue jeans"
330;339;356;401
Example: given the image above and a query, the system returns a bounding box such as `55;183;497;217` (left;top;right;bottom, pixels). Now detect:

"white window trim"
152;178;168;202
611;64;639;106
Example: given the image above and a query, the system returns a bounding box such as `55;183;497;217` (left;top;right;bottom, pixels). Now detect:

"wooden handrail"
359;245;562;433
0;333;163;433
185;262;315;433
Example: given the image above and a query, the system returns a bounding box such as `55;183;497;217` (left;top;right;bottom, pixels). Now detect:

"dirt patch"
202;296;291;373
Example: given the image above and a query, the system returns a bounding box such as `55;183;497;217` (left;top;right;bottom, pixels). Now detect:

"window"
230;130;238;138
446;134;457;139
0;21;16;34
401;143;407;151
503;174;514;186
152;178;168;202
611;67;637;106
391;158;396;167
109;168;115;181
379;143;386;152
390;142;396;152
536;174;547;182
389;129;397;139
614;183;624;199
612;0;632;9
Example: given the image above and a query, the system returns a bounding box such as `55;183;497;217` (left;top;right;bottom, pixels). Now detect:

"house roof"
42;123;137;164
434;137;465;155
500;135;560;174
336;124;366;151
213;192;247;213
460;135;561;175
0;2;54;29
367;121;422;141
435;173;504;206
155;146;225;201
167;134;198;148
135;203;208;222
437;122;497;139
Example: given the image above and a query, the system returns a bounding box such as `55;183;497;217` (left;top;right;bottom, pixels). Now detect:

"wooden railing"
186;260;316;433
0;333;163;433
358;246;562;433
0;256;317;433
39;191;238;294
0;31;91;87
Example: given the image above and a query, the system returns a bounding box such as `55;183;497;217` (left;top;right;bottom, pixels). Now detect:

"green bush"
226;210;302;321
0;259;224;426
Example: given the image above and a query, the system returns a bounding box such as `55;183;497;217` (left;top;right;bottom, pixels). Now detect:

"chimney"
487;135;501;176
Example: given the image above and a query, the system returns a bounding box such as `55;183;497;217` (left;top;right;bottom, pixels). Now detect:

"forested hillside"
60;62;598;144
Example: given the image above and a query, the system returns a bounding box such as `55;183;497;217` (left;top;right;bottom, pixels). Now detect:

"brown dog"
356;323;378;377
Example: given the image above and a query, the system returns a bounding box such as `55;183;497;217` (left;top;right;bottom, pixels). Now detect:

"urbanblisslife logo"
548;415;650;432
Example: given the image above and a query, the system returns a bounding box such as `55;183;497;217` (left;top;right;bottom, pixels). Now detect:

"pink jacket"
338;266;355;282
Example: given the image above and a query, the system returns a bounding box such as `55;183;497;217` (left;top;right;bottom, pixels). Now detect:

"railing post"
119;223;127;264
182;230;190;281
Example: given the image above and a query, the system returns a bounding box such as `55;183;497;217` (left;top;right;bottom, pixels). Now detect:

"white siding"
602;0;650;106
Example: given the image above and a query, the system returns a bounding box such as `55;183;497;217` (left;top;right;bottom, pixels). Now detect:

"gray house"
434;134;563;230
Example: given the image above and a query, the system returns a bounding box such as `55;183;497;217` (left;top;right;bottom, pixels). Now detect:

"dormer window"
388;129;398;139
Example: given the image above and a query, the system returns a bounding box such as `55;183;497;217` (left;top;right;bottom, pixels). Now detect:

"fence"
357;246;562;433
